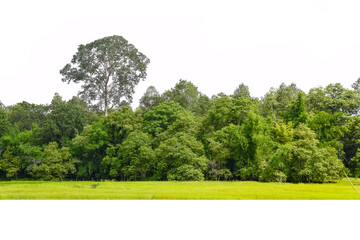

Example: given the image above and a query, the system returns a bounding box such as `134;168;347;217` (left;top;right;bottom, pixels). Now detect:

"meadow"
0;178;360;200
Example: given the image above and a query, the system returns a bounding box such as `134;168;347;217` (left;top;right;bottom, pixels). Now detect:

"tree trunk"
105;105;108;117
104;84;108;117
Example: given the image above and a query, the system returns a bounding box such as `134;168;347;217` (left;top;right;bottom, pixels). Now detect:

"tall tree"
142;101;184;137
39;93;87;145
162;79;200;111
233;83;251;99
139;86;163;112
6;101;48;131
60;35;150;116
0;106;8;137
260;83;302;119
307;83;360;115
285;92;307;127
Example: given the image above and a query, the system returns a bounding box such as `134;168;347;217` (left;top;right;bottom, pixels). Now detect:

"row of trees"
1;79;360;182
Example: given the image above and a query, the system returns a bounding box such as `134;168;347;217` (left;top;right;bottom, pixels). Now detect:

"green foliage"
324;83;360;115
0;126;43;178
120;131;154;180
60;35;150;115
285;92;307;126
39;93;86;145
273;121;294;144
211;115;269;181
0;147;21;178
71;107;140;180
154;133;208;180
191;94;212;117
104;106;140;145
32;142;78;181
157;110;200;139
142;101;184;136
71;125;106;180
308;111;345;151
206;139;232;180
351;78;360;94
101;130;154;180
260;83;302;119
349;149;360;177
233;83;251;99
1;73;357;183
162;79;200;111
0;107;8;137
307;83;360;115
6;101;48;131
167;165;204;181
259;144;292;182
203;95;233;132
342;115;360;174
289;124;343;183
139;86;163;112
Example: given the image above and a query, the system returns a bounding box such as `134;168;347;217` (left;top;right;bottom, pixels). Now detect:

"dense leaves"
31;142;78;180
60;35;150;116
0;106;8;137
1;79;356;183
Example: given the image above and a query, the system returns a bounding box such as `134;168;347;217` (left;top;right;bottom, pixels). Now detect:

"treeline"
1;79;360;182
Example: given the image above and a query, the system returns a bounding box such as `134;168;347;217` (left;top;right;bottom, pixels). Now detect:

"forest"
1;79;360;183
1;35;360;184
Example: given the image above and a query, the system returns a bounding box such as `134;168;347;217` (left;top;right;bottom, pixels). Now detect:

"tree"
139;86;163;112
206;139;232;180
118;130;154;180
7;101;48;131
324;83;360;115
285;92;307;127
104;106;141;145
289;124;343;183
349;149;360;177
142;101;184;137
233;83;251;99
306;87;327;113
60;35;150;116
31;142;78;181
273;121;294;144
0;147;21;179
260;83;302;119
161;79;214;117
71;123;109;180
162;79;200;111
0;126;43;178
342;115;360;174
307;83;360;115
308;111;345;151
352;78;360;93
202;95;234;132
0;106;8;137
154;132;208;181
259;144;292;182
39;93;87;145
192;94;212;117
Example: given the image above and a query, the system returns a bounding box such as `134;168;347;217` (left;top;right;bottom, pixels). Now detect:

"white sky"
1;0;360;109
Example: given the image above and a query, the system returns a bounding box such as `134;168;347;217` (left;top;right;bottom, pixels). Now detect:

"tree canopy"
1;76;358;183
60;35;150;116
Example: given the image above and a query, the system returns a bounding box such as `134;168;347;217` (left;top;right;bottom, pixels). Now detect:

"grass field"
0;178;360;199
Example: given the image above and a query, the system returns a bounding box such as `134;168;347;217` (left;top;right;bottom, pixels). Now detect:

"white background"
1;0;360;109
1;0;359;238
0;200;359;239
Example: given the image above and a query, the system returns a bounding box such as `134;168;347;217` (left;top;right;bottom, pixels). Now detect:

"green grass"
0;179;359;199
